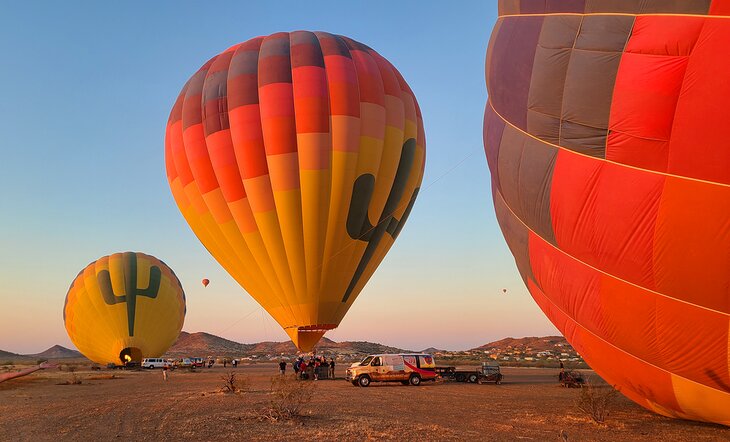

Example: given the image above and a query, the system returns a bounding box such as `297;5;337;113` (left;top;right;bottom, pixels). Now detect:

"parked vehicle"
435;363;503;384
191;357;205;368
346;354;437;387
176;358;193;368
142;358;168;369
559;370;585;388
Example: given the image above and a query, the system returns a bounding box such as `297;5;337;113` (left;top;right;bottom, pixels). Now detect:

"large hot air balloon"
484;1;730;426
165;32;425;351
64;252;186;365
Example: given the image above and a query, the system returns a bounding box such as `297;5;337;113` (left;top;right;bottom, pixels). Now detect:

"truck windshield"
359;356;374;366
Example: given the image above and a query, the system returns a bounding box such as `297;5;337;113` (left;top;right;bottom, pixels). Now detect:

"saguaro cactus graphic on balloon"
97;252;162;336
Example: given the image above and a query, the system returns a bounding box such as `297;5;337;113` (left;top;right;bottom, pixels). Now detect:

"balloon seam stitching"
494;188;730;318
488;100;730;188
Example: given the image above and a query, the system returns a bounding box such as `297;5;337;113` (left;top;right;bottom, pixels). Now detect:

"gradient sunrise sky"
0;1;558;354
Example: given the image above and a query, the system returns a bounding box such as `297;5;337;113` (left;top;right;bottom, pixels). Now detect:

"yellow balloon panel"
63;252;186;365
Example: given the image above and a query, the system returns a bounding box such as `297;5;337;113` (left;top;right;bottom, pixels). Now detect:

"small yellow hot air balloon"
63;252;186;365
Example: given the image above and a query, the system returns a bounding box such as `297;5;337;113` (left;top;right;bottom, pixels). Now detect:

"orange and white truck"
345;353;437;387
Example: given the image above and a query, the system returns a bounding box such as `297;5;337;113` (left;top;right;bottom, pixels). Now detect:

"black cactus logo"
97;252;161;336
342;138;420;303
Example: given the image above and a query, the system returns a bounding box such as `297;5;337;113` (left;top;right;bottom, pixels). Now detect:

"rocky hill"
472;336;571;353
0;345;82;361
2;334;579;364
0;349;21;360
166;331;255;356
165;332;411;358
420;347;447;354
27;345;82;359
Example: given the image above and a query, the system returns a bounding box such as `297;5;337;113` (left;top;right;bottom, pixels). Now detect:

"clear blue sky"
0;1;557;353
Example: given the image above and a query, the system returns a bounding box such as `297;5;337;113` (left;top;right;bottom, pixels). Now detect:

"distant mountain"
2;334;578;363
166;332;411;358
0;349;21;360
0;346;82;361
472;336;572;353
315;339;411;356
27;345;82;359
420;347;446;354
166;331;255;356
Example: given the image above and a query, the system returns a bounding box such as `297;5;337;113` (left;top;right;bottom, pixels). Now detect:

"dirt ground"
0;362;727;441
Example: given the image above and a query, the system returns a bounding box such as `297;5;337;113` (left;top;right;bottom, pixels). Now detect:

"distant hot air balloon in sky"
64;252;186;365
165;31;425;351
202;278;210;287
485;1;730;426
502;288;507;294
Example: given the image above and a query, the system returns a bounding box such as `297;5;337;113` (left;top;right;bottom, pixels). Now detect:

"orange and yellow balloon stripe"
166;31;425;351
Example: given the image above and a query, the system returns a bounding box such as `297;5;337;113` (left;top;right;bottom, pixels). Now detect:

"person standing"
162;363;169;381
329;358;335;379
279;360;286;375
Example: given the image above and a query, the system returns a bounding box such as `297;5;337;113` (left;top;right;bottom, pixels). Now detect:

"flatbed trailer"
435;363;503;384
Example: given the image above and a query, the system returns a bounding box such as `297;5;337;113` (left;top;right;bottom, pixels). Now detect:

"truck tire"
455;373;466;382
358;375;371;387
409;374;421;386
468;374;478;383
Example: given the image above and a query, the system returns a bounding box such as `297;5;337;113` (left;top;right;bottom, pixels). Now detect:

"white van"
142;358;167;369
346;353;437;387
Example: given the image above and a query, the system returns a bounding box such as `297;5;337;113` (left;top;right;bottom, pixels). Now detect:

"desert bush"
576;379;619;424
259;375;315;421
87;374;120;381
57;372;82;385
59;364;79;373
220;371;246;393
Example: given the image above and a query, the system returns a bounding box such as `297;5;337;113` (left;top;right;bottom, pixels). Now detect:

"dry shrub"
87;374;120;381
576;380;619;424
59;364;82;373
259;375;315;421
220;371;246;393
57;372;82;385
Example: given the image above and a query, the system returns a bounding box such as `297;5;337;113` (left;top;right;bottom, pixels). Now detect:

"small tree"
260;375;315;421
220;371;246;393
576;379;619;424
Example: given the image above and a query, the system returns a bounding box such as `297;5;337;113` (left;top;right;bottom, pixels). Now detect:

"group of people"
289;356;335;380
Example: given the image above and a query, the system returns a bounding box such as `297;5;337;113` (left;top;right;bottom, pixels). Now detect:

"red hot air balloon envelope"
165;32;425;352
202;279;210;288
484;0;730;426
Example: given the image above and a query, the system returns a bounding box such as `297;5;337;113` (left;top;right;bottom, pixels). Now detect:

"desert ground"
1;362;727;441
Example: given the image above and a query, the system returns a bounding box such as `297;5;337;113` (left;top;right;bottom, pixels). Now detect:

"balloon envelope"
202;278;210;287
165;31;425;351
485;1;730;426
64;252;186;365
